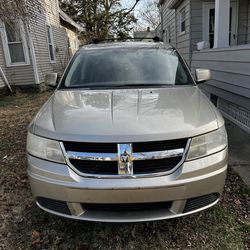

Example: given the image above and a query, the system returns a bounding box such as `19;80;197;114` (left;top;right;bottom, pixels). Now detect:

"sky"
121;0;154;30
121;0;145;16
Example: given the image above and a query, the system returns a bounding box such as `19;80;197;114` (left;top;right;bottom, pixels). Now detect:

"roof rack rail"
91;36;163;44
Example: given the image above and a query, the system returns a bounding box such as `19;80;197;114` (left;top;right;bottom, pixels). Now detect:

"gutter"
189;1;192;66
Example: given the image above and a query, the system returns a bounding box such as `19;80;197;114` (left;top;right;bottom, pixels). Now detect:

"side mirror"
45;73;58;88
195;69;211;83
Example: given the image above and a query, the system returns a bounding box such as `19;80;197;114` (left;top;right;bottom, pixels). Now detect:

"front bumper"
27;149;227;222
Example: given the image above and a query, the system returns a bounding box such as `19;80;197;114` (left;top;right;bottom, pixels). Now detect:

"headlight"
187;126;227;161
27;133;65;163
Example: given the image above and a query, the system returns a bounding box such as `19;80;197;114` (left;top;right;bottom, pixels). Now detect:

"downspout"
159;4;164;41
0;67;12;93
189;0;192;67
175;9;177;47
246;0;250;43
27;25;40;85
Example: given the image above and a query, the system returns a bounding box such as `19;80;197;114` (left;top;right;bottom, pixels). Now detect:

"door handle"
233;34;236;39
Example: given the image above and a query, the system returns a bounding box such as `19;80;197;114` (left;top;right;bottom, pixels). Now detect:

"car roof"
79;42;173;51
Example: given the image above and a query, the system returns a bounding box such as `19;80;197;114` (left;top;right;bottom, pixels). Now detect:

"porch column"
214;0;230;48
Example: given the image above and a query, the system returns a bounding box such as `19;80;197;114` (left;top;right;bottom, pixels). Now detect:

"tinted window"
61;48;194;88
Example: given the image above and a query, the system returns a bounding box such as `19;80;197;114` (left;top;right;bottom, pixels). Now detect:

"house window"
179;9;186;34
0;21;30;66
47;25;56;62
209;8;215;48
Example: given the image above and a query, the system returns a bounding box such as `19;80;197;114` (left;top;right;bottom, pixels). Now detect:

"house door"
203;1;237;48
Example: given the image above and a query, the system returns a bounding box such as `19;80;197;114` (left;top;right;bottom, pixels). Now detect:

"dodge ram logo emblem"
118;144;133;175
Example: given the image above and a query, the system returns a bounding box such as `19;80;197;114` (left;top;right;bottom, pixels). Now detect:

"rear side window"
60;48;194;88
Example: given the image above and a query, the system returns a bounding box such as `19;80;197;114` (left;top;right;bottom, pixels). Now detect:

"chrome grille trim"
133;149;184;160
66;151;118;161
66;148;184;161
60;139;191;179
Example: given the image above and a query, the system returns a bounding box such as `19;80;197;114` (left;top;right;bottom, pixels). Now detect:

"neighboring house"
159;0;250;133
0;0;83;91
134;28;156;41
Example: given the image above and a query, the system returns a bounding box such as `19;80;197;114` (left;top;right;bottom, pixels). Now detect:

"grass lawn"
0;91;249;249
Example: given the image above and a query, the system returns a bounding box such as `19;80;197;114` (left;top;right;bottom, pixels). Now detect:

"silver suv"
27;42;228;222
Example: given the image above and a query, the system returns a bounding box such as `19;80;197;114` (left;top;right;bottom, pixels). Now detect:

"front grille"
184;193;219;213
64;139;187;153
81;201;172;212
64;141;117;153
37;197;71;215
133;157;182;174
69;157;182;175
63;139;188;177
133;139;187;152
69;159;118;175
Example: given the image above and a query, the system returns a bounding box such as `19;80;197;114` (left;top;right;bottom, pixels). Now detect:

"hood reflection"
48;86;217;141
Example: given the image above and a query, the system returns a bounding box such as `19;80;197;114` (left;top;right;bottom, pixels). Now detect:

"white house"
0;0;83;92
159;0;250;133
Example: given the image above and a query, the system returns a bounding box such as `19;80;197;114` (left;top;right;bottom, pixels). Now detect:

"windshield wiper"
116;83;172;88
62;84;121;89
62;83;173;89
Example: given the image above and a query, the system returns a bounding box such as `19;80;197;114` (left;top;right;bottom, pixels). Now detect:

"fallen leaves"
31;230;42;245
0;91;249;250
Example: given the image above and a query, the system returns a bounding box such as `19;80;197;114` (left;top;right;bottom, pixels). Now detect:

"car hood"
31;86;222;142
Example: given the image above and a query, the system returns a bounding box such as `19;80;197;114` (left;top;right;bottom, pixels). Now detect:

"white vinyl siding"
0;78;4;88
0;41;6;88
160;0;191;64
161;1;176;45
248;0;250;43
191;45;250;132
176;0;191;64
0;22;30;67
237;0;248;45
0;0;81;89
28;0;76;83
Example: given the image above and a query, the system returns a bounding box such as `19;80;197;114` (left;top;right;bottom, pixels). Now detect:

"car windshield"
60;47;194;88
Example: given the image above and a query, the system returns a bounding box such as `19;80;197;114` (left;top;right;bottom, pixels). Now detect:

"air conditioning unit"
197;41;209;50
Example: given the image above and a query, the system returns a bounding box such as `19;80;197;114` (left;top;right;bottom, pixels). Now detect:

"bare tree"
136;0;160;30
59;0;139;42
0;0;42;25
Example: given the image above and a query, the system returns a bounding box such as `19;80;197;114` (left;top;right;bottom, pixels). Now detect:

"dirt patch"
0;91;249;250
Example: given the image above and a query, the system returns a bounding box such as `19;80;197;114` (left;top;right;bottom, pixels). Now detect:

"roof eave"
59;9;84;32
